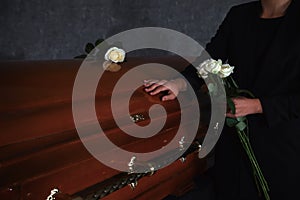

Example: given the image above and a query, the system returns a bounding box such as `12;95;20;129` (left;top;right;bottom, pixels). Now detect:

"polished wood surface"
0;57;207;200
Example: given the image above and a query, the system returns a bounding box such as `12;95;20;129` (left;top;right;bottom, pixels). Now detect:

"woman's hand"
226;97;263;118
144;78;187;101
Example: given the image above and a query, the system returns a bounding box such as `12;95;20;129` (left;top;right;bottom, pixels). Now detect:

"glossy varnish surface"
0;57;207;200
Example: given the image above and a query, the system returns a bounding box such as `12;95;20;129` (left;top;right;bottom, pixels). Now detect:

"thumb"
162;93;176;101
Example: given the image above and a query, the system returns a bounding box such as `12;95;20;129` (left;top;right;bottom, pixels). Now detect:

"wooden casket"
0;57;209;200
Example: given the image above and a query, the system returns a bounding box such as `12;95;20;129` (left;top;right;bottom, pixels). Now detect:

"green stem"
237;130;270;200
238;132;265;186
237;131;262;195
223;77;270;199
236;89;255;98
229;76;239;89
242;132;269;188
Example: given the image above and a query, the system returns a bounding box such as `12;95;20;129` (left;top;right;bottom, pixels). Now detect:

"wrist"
171;78;187;92
253;98;263;114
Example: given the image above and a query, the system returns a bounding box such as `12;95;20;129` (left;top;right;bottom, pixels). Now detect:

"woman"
145;0;300;199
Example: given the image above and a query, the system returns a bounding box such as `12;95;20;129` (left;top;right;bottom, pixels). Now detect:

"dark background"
0;0;251;60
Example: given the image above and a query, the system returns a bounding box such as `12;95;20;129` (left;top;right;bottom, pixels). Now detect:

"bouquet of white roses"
197;59;270;200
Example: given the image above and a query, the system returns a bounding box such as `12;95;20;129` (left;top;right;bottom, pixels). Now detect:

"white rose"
104;47;126;63
219;64;234;78
200;59;222;74
197;67;209;79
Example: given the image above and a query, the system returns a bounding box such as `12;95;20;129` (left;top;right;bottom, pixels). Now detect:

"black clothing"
182;1;300;199
254;17;284;75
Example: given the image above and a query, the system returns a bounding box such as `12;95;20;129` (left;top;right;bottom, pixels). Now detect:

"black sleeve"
181;7;235;91
181;63;204;92
260;94;300;127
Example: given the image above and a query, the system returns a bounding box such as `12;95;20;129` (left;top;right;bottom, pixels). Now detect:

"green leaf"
236;121;247;131
226;117;238;127
236;117;246;122
85;43;95;54
95;38;104;46
227;97;236;114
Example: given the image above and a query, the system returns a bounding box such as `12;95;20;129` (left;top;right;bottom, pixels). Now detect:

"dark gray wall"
0;0;251;60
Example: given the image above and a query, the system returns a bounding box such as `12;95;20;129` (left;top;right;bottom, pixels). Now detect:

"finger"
145;80;167;92
231;98;238;105
144;83;159;92
227;111;246;118
226;112;237;118
145;83;160;92
143;79;158;87
149;85;169;95
162;93;176;101
144;79;167;87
